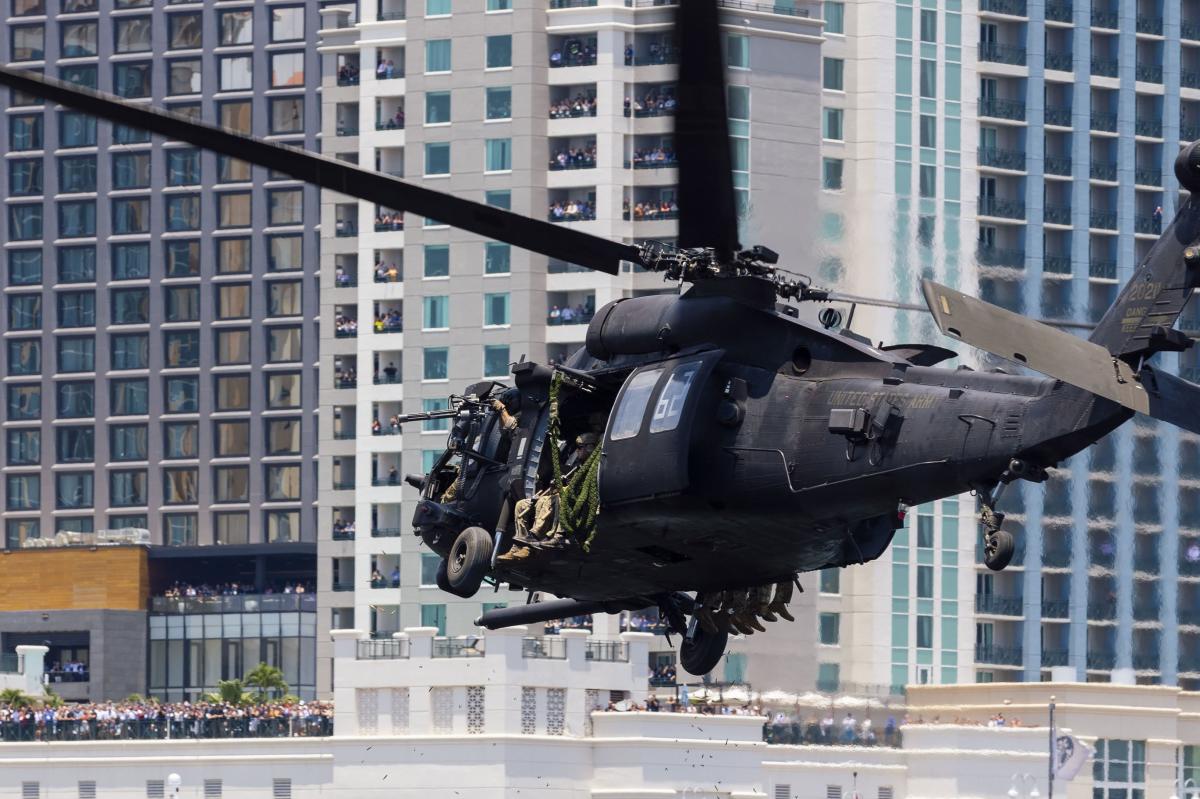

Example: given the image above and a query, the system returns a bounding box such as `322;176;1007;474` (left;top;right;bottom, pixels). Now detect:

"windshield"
610;369;663;440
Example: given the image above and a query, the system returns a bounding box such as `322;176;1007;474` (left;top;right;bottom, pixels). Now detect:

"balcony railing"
0;717;332;741
1041;648;1069;667
1133;602;1158;621
432;636;485;658
374;373;402;384
975;644;1023;666
1090;161;1117;181
1044;205;1072;225
1090;57;1118;78
1087;651;1116;669
1136;63;1163;83
332;528;355;541
978;146;1025;170
1087;600;1117;620
1091;8;1118;28
333;430;355;440
980;0;1026;14
1043;547;1072;567
550;0;596;6
1091;111;1118;132
1135;215;1162;235
372;527;403;537
977;246;1025;267
1045;0;1072;21
358;638;409;660
1136;14;1163;34
586;641;629;662
1135;119;1163;138
332;479;356;490
336;123;360;136
980;97;1026;121
1090;210;1117;230
332;582;355;592
1184;70;1200;90
522;636;566;659
975;594;1023;616
1045;51;1073;71
1089;259;1117;279
1184;21;1200;41
980;42;1027;66
1180;610;1200;626
1133;653;1160;670
0;653;16;674
334;376;356;389
978;196;1026;220
1044;255;1072;274
150;594;317;614
1042;598;1070;618
625;158;681;170
1135;166;1162;186
1045;106;1072;127
334;221;358;237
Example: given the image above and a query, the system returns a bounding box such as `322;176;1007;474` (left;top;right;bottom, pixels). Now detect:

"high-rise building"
819;0;1200;688
0;0;322;700
316;0;825;695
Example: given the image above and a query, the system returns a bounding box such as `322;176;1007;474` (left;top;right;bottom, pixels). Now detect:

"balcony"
333;430;355;441
1133;602;1159;621
978;196;1027;220
1135;166;1162;185
1043;547;1072;567
357;639;409;660
1090;161;1117;181
334;375;356;389
1041;649;1069;667
522;637;567;659
1089;259;1117;278
374;373;402;385
332;528;355;541
1045;106;1072;127
980;97;1026;121
372;527;403;538
1133;652;1160;670
1046;154;1075;175
332;478;356;490
335;220;358;237
1042;598;1070;618
1184;70;1200;90
336;122;360;137
1136;63;1163;83
1090;210;1117;230
1091;58;1119;78
1135;119;1163;138
975;594;1023;615
1087;650;1116;669
1045;0;1072;21
586;641;629;662
1091;8;1118;28
1044;205;1072;225
1136;14;1163;35
1180;610;1200;626
975;644;1023;666
978;146;1025;170
1087;600;1117;620
977;246;1026;267
1044;255;1072;274
980;42;1028;66
980;0;1026;14
1135;215;1162;235
1045;51;1073;71
1184;21;1200;41
150;594;317;614
432;637;484;658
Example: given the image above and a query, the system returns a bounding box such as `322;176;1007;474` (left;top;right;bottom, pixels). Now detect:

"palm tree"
244;662;288;702
0;688;31;708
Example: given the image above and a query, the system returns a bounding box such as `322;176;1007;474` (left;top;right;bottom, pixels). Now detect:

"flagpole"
1048;695;1056;799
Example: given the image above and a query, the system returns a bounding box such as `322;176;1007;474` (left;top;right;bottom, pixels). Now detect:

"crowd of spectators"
160;582;313;599
372;416;403;435
379;109;405;130
548;199;597;222
47;661;88;682
649;663;676;686
622;610;668;633
625;89;677;117
624;199;680;220
630;146;677;168
374;309;403;333
334;265;355;287
334;218;358;237
335;314;358;337
374;258;402;283
763;711;901;747
547;302;595;326
544;615;593;634
376;58;401;79
549;39;597;68
550;94;597;118
370;566;402;588
337;62;360;85
550;145;597;170
332;519;357;538
335;366;357;388
623;41;677;66
0;701;333;742
374;211;404;231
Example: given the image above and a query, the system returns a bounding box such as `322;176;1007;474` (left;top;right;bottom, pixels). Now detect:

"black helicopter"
7;0;1200;678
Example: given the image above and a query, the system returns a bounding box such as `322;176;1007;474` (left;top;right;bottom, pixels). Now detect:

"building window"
267;510;300;543
110;470;148;507
270;6;304;42
267;282;301;316
10;115;42;151
167;13;202;49
916;614;933;648
421;604;447;635
56;471;93;509
113;153;151;189
57;379;93;417
216;376;250;411
60;64;97;89
215;513;249;545
486;87;512;120
917;515;934;547
163;468;198;504
114;62;152;98
8;159;42;196
919;114;937;148
424;244;450;278
215;421;250;457
484;293;509;326
218;285;251;320
113;198;150;235
62;21;97;57
219;57;253;92
114;124;149;145
486;35;512;69
426;39;451;73
824;1;845;34
823;108;844;141
8;340;41;376
112;244;149;280
427;0;451;14
110;379;148;416
917;565;934;598
163;513;197;546
1093;740;1146;796
168;59;201;95
164;331;200;368
219;10;253;45
919;165;936;198
920;9;937;42
266;373;301;408
266;465;301;500
822;158;844;190
267;326;302;362
58;201;95;239
218;193;252;228
816;662;840;692
58;291;94;328
167;149;201;186
165;195;201;232
59;156;97;194
920;60;937;97
218;238;251;274
8;205;42;241
57;337;94;373
487;0;511;7
11;25;43;61
6;385;39;422
8;251;42;286
216;329;250;365
111;289;149;325
485;190;511;210
423;296;449;330
8;295;40;331
115;17;151;52
726;33;749;68
485;139;512;172
165;286;200;323
7;430;40;466
165;240;200;277
423;347;449;380
266;419;300;455
214;466;249;503
268;97;302;133
271;52;305;88
484;243;510;275
268;189;303;226
823;57;844;91
425;142;451;175
110;425;147;461
6;475;39;510
818;612;840;645
820;569;840;594
111;334;149;370
483;345;509;378
268;235;303;271
13;0;44;16
425;91;451;125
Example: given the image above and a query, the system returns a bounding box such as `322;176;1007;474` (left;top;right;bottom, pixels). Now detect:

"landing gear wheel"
435;558;461;596
446;526;492;598
984;530;1015;571
679;625;729;676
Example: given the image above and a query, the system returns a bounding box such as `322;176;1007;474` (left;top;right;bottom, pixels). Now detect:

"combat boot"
497;545;532;562
738;609;767;633
730;616;756;636
758;585;778;622
695;606;719;634
768;579;795;622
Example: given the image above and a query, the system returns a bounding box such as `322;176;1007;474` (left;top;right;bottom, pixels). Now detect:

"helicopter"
7;0;1200;678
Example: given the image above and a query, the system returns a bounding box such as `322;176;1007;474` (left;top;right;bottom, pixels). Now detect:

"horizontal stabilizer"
1140;366;1200;435
920;280;1150;414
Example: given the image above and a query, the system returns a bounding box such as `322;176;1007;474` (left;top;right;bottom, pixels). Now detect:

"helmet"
500;387;521;414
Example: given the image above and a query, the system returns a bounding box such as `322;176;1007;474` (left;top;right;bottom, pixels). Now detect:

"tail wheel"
679;625;728;677
984;530;1015;571
446;526;493;598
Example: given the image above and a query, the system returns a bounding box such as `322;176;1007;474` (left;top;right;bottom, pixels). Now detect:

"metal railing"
975;594;1023;616
1090;161;1117;181
980;0;1026;15
1041;649;1069;667
978;196;1026;220
358;639;409;660
1135;215;1162;235
625;106;677;118
150;594;317;614
979;42;1026;66
1136;63;1163;83
1087;651;1116;669
1044;256;1071;274
1184;21;1200;41
1090;210;1117;230
372;527;403;538
586;641;629;662
1043;205;1071;225
1136;14;1163;34
1133;603;1158;621
979;97;1026;121
522;637;566;659
332;529;355;541
1091;8;1117;28
1090;57;1118;78
1042;599;1070;618
332;582;355;593
332;479;356;490
1045;52;1073;72
1135;167;1162;186
978;147;1025;170
433;637;484;658
0;716;332;742
975;644;1023;666
1087;600;1117;620
336;123;360;136
1045;0;1072;21
1133;653;1160;670
333;430;355;441
0;653;17;674
374;374;402;384
1089;260;1117;279
1044;106;1072;127
977;246;1025;267
1184;71;1200;90
1043;548;1072;567
1091;111;1118;132
1179;610;1200;627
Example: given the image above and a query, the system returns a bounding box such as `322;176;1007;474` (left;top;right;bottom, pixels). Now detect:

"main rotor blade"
674;0;740;259
0;67;639;276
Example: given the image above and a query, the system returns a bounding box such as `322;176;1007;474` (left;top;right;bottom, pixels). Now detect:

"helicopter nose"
1175;140;1200;193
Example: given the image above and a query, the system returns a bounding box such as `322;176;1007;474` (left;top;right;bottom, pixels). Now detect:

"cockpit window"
649;361;701;434
610;369;663;441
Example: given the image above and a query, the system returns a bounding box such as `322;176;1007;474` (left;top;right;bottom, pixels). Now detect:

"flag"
1053;733;1093;781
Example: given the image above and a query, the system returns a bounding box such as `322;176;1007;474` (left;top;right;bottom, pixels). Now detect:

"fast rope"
548;371;603;551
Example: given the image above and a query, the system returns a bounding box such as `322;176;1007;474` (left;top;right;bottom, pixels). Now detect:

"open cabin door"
599;350;723;504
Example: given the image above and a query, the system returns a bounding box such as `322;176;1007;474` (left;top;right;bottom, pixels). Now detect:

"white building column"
330;630;367;735
620;632;653;705
484;625;529;735
15;645;46;697
405;627;439;735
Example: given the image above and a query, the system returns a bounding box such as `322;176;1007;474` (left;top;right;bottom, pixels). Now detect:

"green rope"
548;372;603;550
